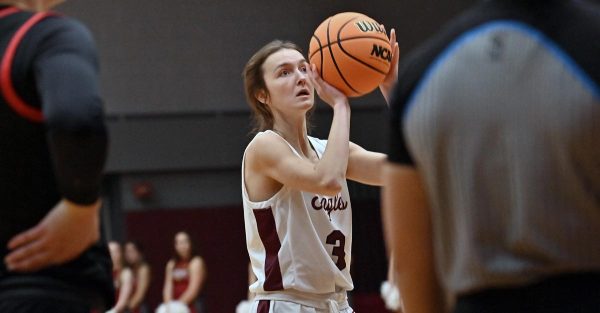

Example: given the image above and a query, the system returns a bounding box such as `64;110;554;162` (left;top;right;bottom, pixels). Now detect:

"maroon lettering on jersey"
311;195;348;219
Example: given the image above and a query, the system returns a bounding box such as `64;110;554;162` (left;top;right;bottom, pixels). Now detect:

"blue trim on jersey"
404;21;600;119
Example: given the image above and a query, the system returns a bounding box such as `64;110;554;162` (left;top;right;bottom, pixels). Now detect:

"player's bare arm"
347;142;386;186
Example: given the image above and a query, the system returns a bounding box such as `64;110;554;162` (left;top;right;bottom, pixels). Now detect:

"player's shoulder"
31;13;96;50
390;4;484;113
247;130;277;144
245;131;295;162
390;0;523;113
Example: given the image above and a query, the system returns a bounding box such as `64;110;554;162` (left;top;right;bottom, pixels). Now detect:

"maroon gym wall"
126;207;249;313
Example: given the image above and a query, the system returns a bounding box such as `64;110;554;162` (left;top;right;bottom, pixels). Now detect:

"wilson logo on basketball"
311;195;348;219
371;44;392;62
354;20;385;34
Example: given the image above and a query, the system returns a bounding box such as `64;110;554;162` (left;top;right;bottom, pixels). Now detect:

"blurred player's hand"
4;199;101;272
379;27;400;105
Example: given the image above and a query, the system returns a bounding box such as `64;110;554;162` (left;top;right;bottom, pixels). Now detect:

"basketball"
309;12;392;97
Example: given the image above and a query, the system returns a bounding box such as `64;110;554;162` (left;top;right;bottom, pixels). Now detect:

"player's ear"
256;89;268;105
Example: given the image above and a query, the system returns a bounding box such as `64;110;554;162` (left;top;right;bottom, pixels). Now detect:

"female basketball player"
163;231;207;313
124;241;151;313
241;29;398;313
108;241;133;313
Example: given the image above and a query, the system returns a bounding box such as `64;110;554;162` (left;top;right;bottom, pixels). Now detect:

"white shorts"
250;299;354;313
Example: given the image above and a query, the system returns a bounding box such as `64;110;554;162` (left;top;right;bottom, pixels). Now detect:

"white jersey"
242;130;354;299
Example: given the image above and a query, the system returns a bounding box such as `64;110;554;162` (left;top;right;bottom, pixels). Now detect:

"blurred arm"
163;260;174;303
382;163;445;313
129;264;150;309
114;268;133;312
178;257;206;305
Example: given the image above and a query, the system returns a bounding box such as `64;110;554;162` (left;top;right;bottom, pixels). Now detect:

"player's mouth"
296;89;310;97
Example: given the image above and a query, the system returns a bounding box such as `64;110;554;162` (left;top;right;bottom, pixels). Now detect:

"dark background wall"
57;1;476;312
61;0;474;115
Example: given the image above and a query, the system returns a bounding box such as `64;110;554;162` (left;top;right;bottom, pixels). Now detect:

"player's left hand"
379;27;399;105
4;199;101;272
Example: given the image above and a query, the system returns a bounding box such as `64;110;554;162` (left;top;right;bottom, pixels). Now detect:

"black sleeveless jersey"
0;6;113;307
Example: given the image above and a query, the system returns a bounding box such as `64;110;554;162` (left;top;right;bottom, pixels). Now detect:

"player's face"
175;232;191;259
261;49;314;114
124;243;140;264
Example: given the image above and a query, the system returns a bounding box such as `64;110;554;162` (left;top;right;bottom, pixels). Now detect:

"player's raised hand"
4;199;101;272
379;27;400;105
307;63;349;109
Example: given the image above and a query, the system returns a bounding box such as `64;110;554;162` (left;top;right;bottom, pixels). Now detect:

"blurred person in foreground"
383;0;600;312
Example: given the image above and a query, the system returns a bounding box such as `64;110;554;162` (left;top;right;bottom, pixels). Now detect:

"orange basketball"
309;12;392;97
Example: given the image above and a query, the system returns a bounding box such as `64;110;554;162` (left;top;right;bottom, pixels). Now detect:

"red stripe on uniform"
253;207;284;291
1;12;52;123
0;7;19;18
257;300;270;313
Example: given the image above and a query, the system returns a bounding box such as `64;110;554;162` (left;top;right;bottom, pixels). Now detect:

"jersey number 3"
326;230;346;270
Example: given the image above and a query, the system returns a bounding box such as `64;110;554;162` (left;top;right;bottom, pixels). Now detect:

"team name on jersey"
311;195;348;220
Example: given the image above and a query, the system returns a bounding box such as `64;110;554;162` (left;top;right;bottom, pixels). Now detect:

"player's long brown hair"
243;40;314;134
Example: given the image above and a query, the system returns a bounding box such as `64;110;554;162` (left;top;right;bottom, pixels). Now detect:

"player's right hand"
308;63;349;109
4;199;101;272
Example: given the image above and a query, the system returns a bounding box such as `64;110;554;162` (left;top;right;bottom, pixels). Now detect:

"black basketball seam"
326;16;359;95
337;18;388;76
311;34;324;79
309;35;390;61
